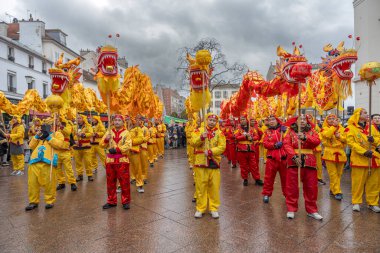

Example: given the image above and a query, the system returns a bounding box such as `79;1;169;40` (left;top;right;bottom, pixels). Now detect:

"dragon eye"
63;68;69;72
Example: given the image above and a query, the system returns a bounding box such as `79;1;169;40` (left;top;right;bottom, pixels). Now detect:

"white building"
0;21;52;103
210;83;240;115
0;15;84;108
353;0;380;114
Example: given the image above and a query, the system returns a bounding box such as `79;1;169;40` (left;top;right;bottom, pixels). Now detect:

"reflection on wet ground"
0;148;379;252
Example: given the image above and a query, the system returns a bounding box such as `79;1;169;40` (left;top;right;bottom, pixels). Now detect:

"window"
214;91;221;99
43;82;48;98
214;100;221;108
42;61;47;74
8;47;15;61
7;72;16;92
28;55;34;69
223;90;228;99
28;80;35;89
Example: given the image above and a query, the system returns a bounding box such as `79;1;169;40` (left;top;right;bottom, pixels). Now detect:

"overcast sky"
1;0;355;105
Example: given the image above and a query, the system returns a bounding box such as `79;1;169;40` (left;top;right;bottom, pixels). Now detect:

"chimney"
19;19;45;54
0;22;8;37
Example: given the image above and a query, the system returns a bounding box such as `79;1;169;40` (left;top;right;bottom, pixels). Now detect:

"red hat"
284;115;314;128
114;114;124;121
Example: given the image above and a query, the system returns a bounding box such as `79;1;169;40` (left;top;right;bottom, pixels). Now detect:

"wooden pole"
297;82;302;187
49;112;56;181
368;83;372;175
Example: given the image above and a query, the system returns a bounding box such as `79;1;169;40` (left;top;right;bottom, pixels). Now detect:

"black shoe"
71;184;77;191
318;179;326;185
56;184;66;190
88;176;94;182
228;160;231;164
25;203;38;211
144;179;148;185
130;179;136;185
123;203;130;210
263;196;270;203
243;179;248;186
103;203;117;209
150;163;154;168
334;193;343;201
192;198;196;203
45;204;54;209
232;164;237;168
255;179;264;186
76;175;83;182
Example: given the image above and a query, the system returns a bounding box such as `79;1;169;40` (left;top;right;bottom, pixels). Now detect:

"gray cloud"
4;0;354;89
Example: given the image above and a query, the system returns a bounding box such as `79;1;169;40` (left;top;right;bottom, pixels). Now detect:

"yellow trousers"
325;161;344;195
153;143;158;161
57;151;76;184
28;163;57;204
157;137;164;156
314;151;323;180
140;149;149;180
194;167;221;213
90;145;106;170
11;154;25;171
187;146;195;167
73;149;93;177
193;169;197;199
130;152;143;187
147;144;155;164
351;167;380;205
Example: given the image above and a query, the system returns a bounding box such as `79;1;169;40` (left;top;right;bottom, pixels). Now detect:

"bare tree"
177;38;247;91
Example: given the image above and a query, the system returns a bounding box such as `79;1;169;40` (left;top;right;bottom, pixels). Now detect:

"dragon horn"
276;46;289;57
337;41;345;52
323;43;333;52
55;53;64;67
293;46;301;56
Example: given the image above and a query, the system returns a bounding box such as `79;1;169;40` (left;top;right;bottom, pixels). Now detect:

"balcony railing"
8;55;15;62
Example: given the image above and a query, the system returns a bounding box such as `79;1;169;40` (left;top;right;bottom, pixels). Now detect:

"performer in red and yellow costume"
156;119;166;158
262;115;287;203
7;115;25;175
129;117;144;193
224;117;237;168
25;118;69;211
147;121;157;167
320;114;347;200
283;115;323;220
234;114;263;186
56;117;77;191
139;117;150;184
100;114;132;210
73;114;94;182
90;115;106;172
191;113;226;219
346;108;380;213
28;118;41;139
309;115;326;185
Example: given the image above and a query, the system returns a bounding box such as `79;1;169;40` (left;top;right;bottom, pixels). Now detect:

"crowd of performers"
2;107;380;220
2;113;166;210
186;108;380;219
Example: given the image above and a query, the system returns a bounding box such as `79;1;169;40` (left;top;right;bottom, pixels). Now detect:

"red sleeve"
263;132;277;150
235;130;247;141
283;132;296;157
303;130;321;148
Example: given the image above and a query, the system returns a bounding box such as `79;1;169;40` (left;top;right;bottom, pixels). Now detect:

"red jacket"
234;125;260;152
283;128;320;168
224;125;236;144
263;126;287;160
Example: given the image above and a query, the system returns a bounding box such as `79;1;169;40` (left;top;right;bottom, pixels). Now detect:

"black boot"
103;203;117;209
25;203;38;211
123;203;130;210
192;198;196;203
232;164;237;168
150;163;154;168
76;175;83;182
243;179;248;186
56;184;66;190
71;184;77;191
45;204;54;209
88;176;94;182
130;179;136;185
255;179;264;186
144;179;148;185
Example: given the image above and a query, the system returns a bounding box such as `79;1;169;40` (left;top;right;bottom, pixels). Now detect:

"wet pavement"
0;148;379;253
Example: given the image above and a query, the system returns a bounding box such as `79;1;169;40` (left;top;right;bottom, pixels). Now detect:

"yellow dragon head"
49;53;81;95
97;45;119;77
187;50;212;91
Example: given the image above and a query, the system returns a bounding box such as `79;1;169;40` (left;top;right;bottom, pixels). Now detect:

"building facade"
353;0;380;114
155;84;185;116
210;83;240;115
